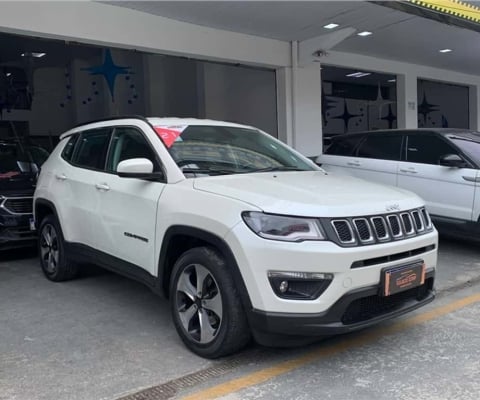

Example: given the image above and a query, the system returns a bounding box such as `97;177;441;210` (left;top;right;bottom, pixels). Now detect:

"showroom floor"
1;238;479;400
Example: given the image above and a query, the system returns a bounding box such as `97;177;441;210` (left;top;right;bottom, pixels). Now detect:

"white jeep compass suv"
34;117;437;358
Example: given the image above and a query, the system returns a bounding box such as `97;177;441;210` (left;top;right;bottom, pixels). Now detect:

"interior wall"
324;51;480;131
1;39;278;140
202;62;278;136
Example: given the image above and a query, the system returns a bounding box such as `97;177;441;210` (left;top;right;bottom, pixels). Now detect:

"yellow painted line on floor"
182;292;480;400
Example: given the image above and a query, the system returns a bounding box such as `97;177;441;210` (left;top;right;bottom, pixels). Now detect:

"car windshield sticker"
154;125;188;148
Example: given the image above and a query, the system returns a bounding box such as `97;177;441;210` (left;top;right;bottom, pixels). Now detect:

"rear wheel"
170;247;250;358
38;214;78;281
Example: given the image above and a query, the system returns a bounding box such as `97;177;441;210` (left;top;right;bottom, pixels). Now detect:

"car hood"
193;171;422;217
0;172;36;196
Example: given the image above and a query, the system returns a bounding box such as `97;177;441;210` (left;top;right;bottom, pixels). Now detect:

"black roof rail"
71;115;149;129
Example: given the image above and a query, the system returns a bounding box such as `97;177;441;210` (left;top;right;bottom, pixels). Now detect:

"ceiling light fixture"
323;23;339;29
21;52;46;58
346;72;371;78
439;48;452;53
388;79;396;82
357;31;372;36
6;72;11;77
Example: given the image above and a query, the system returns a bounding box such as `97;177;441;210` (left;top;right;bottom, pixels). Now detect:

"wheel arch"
34;198;60;229
158;225;252;312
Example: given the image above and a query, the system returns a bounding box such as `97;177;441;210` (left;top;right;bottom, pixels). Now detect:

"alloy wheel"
40;223;59;274
175;263;223;344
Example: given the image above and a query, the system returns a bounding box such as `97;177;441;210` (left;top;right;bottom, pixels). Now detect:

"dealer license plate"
382;261;426;297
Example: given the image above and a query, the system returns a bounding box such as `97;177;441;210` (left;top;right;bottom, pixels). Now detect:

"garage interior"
2;1;480;399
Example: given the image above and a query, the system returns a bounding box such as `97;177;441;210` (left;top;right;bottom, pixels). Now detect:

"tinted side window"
325;136;362;156
72;128;111;170
357;134;402;161
406;134;455;164
106;127;159;173
61;135;78;162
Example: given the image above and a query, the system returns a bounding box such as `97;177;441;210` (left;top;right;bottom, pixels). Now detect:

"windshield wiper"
181;168;238;175
248;166;306;173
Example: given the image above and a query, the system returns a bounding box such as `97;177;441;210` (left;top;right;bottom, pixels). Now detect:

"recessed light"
346;72;371;78
6;72;11;77
388;79;396;82
439;48;452;53
323;23;339;29
357;31;372;37
21;52;46;58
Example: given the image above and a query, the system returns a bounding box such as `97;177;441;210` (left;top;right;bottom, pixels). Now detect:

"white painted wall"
292;64;323;156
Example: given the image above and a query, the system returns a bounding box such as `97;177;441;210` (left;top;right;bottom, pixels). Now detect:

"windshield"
0;142;49;179
154;125;316;176
449;135;480;165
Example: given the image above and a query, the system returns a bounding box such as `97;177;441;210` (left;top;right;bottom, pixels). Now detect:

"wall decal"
381;104;397;129
321;90;338;127
82;49;131;101
331;99;362;132
368;83;395;118
417;92;439;125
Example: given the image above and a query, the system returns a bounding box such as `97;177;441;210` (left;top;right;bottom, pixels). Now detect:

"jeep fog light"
268;271;333;300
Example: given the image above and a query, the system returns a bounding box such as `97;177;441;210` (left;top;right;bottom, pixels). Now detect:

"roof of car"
328;128;479;140
60;116;254;139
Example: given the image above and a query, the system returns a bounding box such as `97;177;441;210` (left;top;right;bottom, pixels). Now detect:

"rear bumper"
248;271;435;340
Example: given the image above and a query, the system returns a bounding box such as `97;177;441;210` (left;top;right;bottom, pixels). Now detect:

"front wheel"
170;247;250;358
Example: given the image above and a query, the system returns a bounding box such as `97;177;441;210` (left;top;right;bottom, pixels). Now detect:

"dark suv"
0;140;49;250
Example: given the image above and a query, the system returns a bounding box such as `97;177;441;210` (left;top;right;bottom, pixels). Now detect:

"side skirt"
65;242;163;295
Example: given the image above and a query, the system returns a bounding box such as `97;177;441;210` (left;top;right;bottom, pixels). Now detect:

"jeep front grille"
327;208;433;247
331;220;355;244
0;196;33;215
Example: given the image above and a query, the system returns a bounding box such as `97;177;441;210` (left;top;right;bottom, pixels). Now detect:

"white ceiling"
104;1;480;76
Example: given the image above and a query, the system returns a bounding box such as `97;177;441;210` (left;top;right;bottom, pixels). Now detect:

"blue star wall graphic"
82;49;131;101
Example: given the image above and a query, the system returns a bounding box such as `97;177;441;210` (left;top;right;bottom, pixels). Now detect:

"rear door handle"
55;173;67;181
347;162;361;167
399;168;418;174
95;183;110;191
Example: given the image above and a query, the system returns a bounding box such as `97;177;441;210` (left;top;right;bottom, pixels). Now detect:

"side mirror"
117;158;163;180
439;154;467;168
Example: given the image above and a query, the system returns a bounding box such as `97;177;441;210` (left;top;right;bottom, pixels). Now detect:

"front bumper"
249;271;435;342
0;213;36;250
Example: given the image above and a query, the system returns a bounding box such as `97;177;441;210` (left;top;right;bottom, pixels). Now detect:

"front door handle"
462;175;479;183
55;173;67;181
95;183;110;191
347;162;361;167
399;169;418;174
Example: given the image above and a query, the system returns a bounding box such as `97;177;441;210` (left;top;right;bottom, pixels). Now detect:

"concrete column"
468;84;479;130
396;73;418;129
276;67;293;146
292;63;323;157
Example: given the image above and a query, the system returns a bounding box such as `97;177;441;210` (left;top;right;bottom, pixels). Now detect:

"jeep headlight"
242;212;325;242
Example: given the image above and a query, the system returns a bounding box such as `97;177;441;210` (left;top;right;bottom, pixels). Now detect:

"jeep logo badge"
386;204;400;212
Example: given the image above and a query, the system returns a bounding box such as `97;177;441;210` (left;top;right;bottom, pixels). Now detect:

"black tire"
170;247;251;358
38;214;78;282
